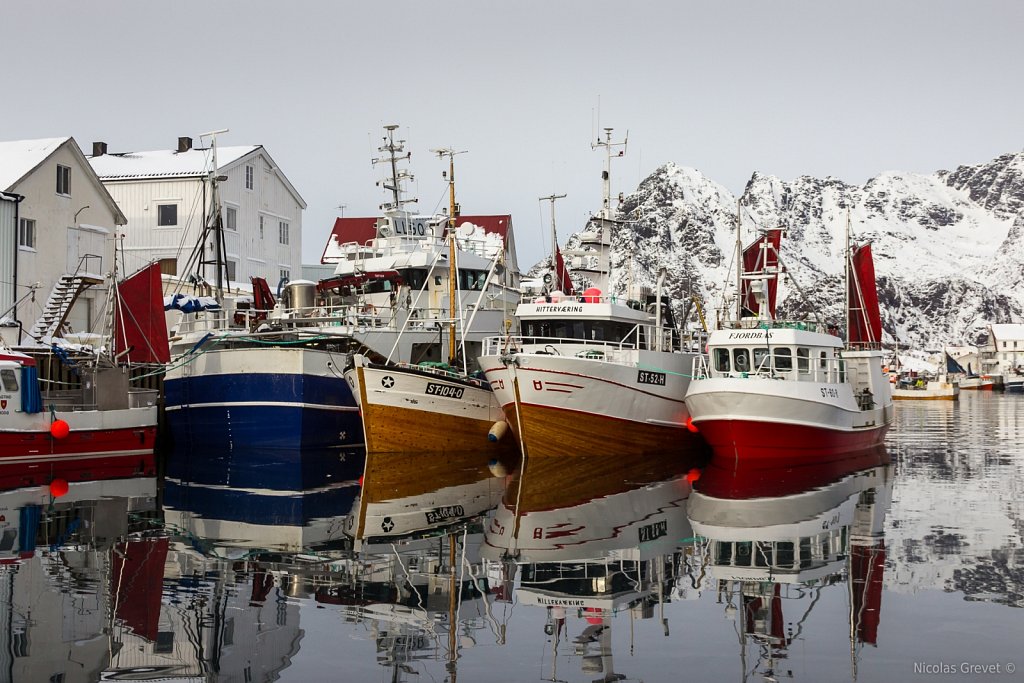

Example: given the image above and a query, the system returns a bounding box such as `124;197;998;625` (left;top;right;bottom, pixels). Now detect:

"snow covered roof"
0;137;70;191
989;323;1024;341
88;145;260;180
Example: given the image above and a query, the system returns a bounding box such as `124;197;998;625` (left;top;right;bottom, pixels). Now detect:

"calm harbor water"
2;391;1021;682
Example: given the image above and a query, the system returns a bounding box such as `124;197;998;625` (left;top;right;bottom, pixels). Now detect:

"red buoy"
50;419;70;439
685;468;702;484
50;478;69;497
685;416;699;433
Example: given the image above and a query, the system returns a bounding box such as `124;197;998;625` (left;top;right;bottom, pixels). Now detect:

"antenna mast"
592;127;628;220
539;193;567;291
372;125;417;212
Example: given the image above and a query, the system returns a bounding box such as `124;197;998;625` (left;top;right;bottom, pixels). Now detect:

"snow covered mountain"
554;151;1024;351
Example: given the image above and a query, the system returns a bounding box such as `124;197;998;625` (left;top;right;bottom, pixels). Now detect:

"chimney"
177;136;193;153
92;141;107;157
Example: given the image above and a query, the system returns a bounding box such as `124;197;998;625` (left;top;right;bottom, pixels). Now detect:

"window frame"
245;165;254;190
157;204;178;227
278;221;289;244
56;164;71;196
225;206;238;231
18;217;36;249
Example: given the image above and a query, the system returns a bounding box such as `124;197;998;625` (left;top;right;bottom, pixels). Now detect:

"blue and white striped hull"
165;346;363;457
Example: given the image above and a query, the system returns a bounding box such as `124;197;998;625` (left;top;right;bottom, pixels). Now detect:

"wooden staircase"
28;273;103;341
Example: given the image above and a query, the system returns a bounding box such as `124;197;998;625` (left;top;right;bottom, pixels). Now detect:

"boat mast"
591;128;627;291
373;125;417;214
432;147;466;365
735;198;743;323
539;193;567;292
844;210;851;345
200;128;229;302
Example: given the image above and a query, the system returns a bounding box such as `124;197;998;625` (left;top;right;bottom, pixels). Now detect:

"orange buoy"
50;478;69;497
50;419;70;439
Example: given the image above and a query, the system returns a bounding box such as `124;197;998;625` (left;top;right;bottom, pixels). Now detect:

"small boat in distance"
891;373;959;400
944;351;995;390
684;215;893;460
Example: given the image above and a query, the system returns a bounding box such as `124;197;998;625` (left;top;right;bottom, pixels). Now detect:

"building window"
158;204;178;226
56;164;71;195
226;260;237;282
158;258;177;276
259;215;264;239
280;268;290;283
18;218;36;248
226;206;237;231
279;221;289;244
245;165;254;190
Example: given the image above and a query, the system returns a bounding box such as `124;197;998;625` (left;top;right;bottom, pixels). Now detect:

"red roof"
322;214;511;264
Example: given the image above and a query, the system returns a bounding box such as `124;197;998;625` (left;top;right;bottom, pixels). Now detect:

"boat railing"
692;351;854;385
718;318;828;333
391;361;490;388
483;334;646;360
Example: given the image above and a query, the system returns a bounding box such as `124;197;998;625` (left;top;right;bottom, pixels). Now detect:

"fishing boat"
944;351;995;390
687;453;893;681
0;262;166;484
164;126;519;457
345;148;521;461
891;374;959;400
684;216;893;460
479;128;704;458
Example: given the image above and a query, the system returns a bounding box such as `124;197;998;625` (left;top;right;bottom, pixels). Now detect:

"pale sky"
3;1;1022;269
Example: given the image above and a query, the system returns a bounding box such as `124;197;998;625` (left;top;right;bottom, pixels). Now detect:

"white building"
0;137;126;345
981;323;1024;377
88;137;306;291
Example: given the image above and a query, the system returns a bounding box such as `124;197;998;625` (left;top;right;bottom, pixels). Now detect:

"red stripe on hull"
0;427;157;485
695;419;888;462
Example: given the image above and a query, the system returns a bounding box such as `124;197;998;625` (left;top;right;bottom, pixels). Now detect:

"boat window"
820;350;828;370
1;368;17;391
752;347;769;372
734;541;752;567
459;269;488;291
522;319;635;345
733;348;751;373
838;359;846;383
773;347;793;372
797;347;810;374
399;268;427;291
775;541;795;568
715;541;733;565
714;348;731;373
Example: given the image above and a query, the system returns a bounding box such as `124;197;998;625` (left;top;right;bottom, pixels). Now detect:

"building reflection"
483;450;705;682
687;447;893;682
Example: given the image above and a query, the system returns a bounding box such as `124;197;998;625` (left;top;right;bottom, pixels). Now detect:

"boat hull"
0;407;157;485
165;346;363;454
685;377;890;461
347;358;519;459
479;350;707;458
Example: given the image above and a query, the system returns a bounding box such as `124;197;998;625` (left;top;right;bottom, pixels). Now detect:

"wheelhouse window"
18;218;35;248
459;269;489;291
158;204;178;226
522;319;637;345
733;348;751;373
399;268;427;291
714;348;731;373
1;368;18;391
753;347;769;372
820;351;828;370
56;164;71;195
797;347;810;374
773;347;793;372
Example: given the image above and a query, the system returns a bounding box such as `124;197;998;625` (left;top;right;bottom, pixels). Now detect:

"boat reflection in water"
483;449;707;683
687;446;893;682
0;467;158;682
163;446;509;682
